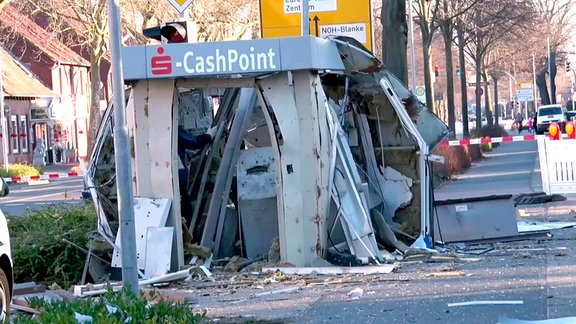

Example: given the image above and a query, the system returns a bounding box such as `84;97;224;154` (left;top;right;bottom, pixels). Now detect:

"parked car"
0;178;13;320
535;104;567;134
565;111;576;122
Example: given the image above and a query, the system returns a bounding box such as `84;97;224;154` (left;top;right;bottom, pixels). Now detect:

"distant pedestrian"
527;118;533;133
515;112;524;134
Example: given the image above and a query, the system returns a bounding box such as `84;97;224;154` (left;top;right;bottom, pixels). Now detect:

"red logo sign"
151;47;172;75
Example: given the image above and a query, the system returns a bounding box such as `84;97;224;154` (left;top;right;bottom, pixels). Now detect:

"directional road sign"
259;0;373;51
516;81;533;102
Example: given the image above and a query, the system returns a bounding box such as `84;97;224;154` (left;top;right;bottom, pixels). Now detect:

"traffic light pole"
107;0;138;293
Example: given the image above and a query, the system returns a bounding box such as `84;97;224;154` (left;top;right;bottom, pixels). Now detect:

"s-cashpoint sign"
145;39;281;78
121;37;347;80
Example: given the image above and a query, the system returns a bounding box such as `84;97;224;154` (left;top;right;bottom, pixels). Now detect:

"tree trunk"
482;70;493;126
550;51;557;104
88;47;103;160
420;28;435;113
456;23;469;138
381;0;408;85
536;68;550;105
475;54;482;131
441;19;455;139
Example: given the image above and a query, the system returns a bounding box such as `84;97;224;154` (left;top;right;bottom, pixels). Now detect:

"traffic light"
143;21;191;43
434;65;440;77
548;123;561;140
455;65;461;77
566;61;572;73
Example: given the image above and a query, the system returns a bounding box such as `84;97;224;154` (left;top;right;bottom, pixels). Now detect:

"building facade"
0;6;92;163
1;47;55;165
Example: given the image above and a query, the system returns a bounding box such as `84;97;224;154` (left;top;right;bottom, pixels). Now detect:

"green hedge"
7;205;97;289
0;163;42;178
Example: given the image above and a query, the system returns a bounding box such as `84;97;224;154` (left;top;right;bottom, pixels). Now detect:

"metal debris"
448;300;524;307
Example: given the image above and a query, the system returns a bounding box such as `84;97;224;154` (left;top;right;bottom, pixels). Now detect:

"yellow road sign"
259;0;373;51
167;0;194;13
517;81;533;90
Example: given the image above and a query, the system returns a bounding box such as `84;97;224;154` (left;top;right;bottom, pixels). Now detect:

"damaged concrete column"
129;79;184;270
259;71;331;267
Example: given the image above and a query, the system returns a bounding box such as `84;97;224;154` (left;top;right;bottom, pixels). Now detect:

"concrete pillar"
129;79;184;270
259;71;331;266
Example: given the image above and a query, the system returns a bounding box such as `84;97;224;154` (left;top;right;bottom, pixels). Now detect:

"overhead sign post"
259;0;373;51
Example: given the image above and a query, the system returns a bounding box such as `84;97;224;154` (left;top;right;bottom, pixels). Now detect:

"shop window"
19;115;29;153
10;115;19;154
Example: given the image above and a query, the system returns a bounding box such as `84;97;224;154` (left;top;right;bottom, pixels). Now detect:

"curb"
530;153;543;193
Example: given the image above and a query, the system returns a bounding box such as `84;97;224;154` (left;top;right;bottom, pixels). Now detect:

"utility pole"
107;0;138;293
0;54;9;172
407;0;417;93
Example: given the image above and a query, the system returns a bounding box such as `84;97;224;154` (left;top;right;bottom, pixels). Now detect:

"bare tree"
462;0;533;131
122;0;259;44
20;0;109;157
413;0;440;113
529;0;576;105
437;0;478;138
190;0;258;42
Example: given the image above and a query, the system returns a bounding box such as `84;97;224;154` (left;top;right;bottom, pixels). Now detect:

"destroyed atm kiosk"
87;35;450;275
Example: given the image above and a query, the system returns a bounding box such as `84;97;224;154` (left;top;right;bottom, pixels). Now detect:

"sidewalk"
39;162;81;174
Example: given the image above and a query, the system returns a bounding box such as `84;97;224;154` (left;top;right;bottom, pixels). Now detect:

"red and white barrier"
439;134;537;147
3;172;85;183
438;134;576;147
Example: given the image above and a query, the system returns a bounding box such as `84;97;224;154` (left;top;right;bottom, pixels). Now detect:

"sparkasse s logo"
151;47;172;75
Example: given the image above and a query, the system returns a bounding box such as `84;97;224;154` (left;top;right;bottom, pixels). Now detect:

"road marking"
3;189;84;203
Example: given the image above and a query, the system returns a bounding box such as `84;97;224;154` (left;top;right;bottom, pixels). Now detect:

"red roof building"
0;4;92;161
1;46;55;165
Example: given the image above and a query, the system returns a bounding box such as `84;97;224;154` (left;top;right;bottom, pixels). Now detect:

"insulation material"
112;197;171;270
144;227;174;278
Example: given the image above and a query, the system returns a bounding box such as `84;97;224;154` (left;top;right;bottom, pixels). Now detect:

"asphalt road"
434;140;540;200
194;139;576;323
0;177;86;216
